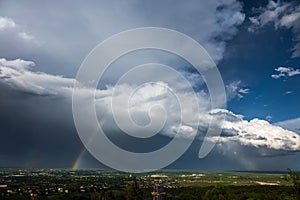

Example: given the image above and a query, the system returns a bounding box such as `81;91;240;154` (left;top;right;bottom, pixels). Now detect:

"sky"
0;0;300;171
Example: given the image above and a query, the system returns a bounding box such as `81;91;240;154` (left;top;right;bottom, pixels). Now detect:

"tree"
203;185;232;200
126;181;143;200
287;168;300;197
105;191;115;200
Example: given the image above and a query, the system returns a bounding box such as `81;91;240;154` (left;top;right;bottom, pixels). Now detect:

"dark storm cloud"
0;83;77;167
1;0;300;171
0;58;300;170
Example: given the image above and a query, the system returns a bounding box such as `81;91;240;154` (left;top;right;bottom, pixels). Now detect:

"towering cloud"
1;58;299;155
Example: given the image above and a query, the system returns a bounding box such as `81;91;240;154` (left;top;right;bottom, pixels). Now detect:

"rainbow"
25;149;39;168
71;147;86;170
71;110;108;170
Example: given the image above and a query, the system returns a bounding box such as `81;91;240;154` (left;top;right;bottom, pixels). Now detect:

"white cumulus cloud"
0;58;35;71
212;110;300;151
18;32;35;41
226;80;249;100
271;66;300;79
0;58;73;95
249;1;300;58
0;16;16;30
0;16;35;42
